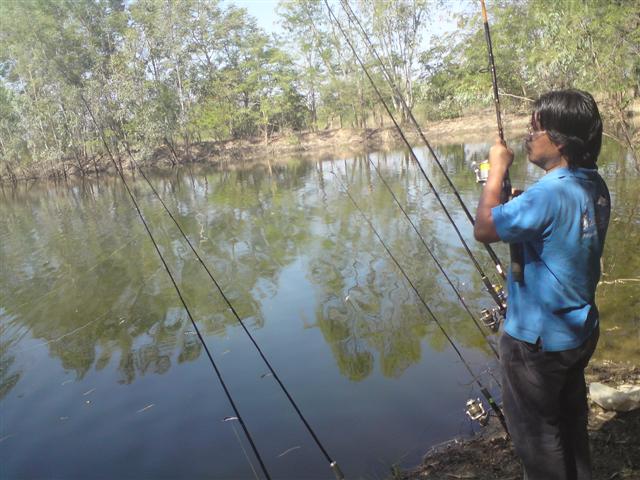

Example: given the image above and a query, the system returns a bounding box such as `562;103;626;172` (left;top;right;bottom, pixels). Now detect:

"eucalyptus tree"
0;85;25;181
1;0;637;179
351;0;429;123
0;0;129;177
0;0;310;177
416;0;639;159
0;0;74;177
128;0;197;164
279;0;334;131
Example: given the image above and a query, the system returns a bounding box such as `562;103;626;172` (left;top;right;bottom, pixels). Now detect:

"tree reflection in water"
1;139;637;403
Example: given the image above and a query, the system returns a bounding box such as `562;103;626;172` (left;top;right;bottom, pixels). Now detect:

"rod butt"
330;461;345;480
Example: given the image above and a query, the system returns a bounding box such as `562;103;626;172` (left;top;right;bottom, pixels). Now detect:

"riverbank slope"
400;360;640;480
159;111;530;169
5;106;638;181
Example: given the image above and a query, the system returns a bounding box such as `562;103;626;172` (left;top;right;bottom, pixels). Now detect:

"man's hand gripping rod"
480;0;524;283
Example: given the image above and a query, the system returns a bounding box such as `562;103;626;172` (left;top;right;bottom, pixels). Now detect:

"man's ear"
552;140;566;155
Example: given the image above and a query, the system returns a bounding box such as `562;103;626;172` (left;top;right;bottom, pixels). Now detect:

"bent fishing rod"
323;1;506;315
365;153;500;359
83;99;344;479
329;166;508;435
80;96;271;480
480;0;524;282
337;0;506;281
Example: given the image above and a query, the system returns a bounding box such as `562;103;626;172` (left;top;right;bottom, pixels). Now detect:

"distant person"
473;89;610;480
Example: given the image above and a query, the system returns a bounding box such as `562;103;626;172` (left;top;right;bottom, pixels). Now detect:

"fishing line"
91;117;345;478
228;420;261;480
328;155;502;388
12;236;137;311
80;95;272;480
364;153;500;359
479;0;524;282
323;1;506;313
338;0;506;279
328;166;508;435
130;165;345;480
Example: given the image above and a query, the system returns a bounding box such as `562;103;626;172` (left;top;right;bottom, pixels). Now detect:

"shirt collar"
540;166;598;182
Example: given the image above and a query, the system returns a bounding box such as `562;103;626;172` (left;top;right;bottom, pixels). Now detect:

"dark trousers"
500;327;599;480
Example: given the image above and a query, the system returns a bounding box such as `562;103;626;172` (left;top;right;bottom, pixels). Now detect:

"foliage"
418;0;640;124
0;0;638;179
0;0;310;179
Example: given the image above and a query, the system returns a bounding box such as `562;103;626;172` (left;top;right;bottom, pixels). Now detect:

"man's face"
525;114;563;170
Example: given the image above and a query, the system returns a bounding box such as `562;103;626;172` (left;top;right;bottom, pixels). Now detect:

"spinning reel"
465;398;489;426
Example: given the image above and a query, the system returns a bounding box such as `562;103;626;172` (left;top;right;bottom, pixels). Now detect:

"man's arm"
474;139;514;243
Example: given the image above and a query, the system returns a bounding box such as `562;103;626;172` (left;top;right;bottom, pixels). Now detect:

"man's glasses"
527;125;546;141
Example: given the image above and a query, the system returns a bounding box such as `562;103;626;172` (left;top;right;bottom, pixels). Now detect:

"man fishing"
474;89;610;480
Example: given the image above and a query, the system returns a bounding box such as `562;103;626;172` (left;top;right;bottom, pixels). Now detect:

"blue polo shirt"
492;167;610;351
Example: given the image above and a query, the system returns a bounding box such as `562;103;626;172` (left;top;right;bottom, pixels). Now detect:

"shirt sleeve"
491;185;555;243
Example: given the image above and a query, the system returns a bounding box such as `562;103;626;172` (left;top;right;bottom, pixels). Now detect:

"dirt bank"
158;106;639;171
6;106;637;181
400;360;640;480
155;111;531;169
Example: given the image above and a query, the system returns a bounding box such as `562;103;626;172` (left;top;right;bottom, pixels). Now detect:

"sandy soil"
400;360;640;480
151;102;640;172
154;110;531;169
7;107;636;181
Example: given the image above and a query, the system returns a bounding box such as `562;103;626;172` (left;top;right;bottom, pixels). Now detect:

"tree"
354;0;429;122
1;0;637;178
279;0;332;131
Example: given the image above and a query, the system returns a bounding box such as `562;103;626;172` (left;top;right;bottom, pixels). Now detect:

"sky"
227;0;465;45
227;0;283;34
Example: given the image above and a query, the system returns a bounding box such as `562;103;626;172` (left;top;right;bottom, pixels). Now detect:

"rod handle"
503;172;524;283
509;244;524;282
330;461;345;480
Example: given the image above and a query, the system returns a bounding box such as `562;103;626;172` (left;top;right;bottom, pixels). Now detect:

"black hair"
532;89;603;168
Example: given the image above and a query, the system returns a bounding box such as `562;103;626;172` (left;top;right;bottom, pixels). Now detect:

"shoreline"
401;360;640;480
5;106;639;183
165;111;530;167
2;111;531;182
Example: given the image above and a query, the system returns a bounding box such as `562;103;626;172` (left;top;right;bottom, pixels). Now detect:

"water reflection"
1;138;638;478
0;325;21;399
2;140;637;390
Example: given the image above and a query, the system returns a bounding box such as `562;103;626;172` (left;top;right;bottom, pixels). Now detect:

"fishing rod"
131;165;345;480
79;96;271;480
479;0;524;282
364;153;500;358
337;0;507;281
323;0;506;315
329;165;508;435
93;113;344;478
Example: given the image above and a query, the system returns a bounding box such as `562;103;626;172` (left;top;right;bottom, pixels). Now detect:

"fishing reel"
471;160;490;184
465;398;489;426
480;308;503;333
494;285;507;306
491;284;508;312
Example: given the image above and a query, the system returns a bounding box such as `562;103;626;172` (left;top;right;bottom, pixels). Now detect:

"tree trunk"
164;136;179;166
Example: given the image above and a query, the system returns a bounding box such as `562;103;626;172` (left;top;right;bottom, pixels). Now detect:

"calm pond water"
1;138;638;479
